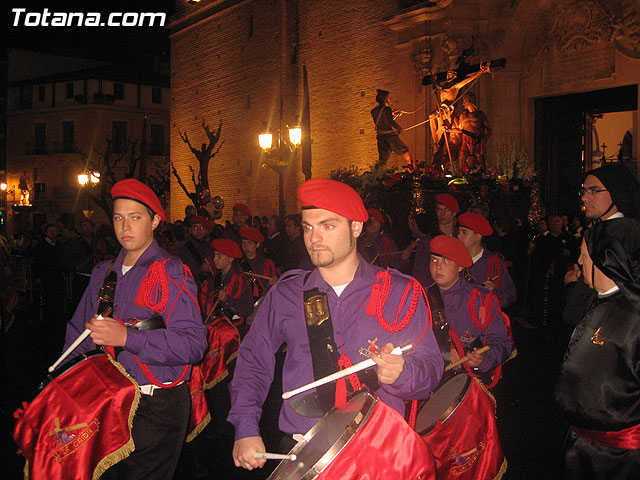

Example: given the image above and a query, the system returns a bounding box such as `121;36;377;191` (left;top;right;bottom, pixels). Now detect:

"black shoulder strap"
97;261;117;316
426;283;452;367
302;287;341;412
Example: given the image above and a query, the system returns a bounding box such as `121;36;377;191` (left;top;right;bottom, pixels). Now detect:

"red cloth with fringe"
421;379;506;479
185;363;211;442
13;353;139;480
200;317;240;390
318;398;436;480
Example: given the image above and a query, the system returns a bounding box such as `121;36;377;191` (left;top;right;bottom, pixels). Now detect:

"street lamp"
78;172;100;216
259;126;302;216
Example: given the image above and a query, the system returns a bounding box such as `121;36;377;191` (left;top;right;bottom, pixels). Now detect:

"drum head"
38;350;105;390
415;373;471;436
269;390;376;480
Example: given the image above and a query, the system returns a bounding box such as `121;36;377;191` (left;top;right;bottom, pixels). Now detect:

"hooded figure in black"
555;218;640;479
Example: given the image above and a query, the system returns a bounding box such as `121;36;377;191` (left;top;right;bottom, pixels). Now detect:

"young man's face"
113;198;159;257
365;217;382;236
45;225;58;241
267;217;278;235
285;219;299;239
429;254;462;290
436;204;456;227
302;208;362;269
233;210;249;228
457;226;481;252
213;250;233;274
190;223;208;241
241;239;259;259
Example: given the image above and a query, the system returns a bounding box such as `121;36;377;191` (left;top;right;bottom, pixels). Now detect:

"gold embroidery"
48;418;88;446
591;327;605;345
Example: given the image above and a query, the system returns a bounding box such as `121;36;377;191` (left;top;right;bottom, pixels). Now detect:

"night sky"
5;0;175;66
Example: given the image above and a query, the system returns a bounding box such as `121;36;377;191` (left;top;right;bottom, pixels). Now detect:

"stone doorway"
534;84;638;217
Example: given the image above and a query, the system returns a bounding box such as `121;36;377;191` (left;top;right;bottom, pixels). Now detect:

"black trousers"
103;382;190;480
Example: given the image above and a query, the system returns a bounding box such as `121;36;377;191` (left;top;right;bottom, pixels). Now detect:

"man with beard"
228;179;443;472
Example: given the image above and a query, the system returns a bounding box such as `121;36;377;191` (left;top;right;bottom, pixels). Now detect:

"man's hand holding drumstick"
86;314;127;347
370;342;405;384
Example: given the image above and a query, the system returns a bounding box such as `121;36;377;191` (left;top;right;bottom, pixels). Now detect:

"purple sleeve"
475;292;514;372
227;287;284;440
124;260;208;366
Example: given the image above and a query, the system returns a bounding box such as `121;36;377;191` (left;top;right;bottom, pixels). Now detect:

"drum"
414;373;471;436
200;316;240;390
269;389;435;480
13;351;139;480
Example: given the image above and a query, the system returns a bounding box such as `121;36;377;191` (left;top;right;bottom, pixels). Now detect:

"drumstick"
254;452;297;461
282;344;413;400
47;308;113;373
244;271;275;281
444;345;491;372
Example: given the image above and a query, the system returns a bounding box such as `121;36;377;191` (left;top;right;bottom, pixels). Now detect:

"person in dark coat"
555;218;640;479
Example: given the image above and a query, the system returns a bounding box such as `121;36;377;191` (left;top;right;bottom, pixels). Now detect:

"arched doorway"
534;84;638;216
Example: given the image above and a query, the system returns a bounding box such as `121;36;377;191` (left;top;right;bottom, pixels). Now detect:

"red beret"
189;215;210;228
430;235;472;268
367;208;385;224
458;212;493;236
111;179;166;221
239;226;264;244
211;239;243;259
297;179;369;222
435;193;460;213
233;203;251;216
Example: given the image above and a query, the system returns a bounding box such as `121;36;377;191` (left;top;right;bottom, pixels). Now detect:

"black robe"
555;290;640;479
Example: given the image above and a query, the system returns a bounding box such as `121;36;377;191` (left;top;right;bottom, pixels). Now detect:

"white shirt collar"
472;249;484;264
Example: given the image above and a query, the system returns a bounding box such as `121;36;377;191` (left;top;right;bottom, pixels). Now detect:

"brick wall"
170;0;403;222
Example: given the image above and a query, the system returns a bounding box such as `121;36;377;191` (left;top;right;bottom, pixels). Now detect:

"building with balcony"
5;48;170;234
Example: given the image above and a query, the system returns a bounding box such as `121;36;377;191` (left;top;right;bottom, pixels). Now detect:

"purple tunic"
470;249;517;308
64;240;208;385
439;277;513;372
228;256;444;439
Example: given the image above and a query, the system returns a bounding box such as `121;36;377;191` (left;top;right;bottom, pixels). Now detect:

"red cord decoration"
133;262;198;388
134;258;170;313
374;271;420;333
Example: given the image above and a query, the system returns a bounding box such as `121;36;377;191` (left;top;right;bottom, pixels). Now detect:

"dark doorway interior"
534;84;637;217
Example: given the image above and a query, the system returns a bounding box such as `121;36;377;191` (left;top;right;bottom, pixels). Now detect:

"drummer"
63;178;208;479
228;178;443;471
429;235;514;380
199;238;254;332
238;226;278;301
424;235;512;478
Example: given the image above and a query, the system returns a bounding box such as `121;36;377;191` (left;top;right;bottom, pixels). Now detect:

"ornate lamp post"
259;126;301;217
78;172;100;217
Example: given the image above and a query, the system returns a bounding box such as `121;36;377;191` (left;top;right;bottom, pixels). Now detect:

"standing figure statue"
455;92;492;171
371;89;414;171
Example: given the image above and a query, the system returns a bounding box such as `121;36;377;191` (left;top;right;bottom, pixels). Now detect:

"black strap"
303;287;341;412
426;283;452;368
97;261;117;316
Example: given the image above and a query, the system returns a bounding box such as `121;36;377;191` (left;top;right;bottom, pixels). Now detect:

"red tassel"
13;401;29;419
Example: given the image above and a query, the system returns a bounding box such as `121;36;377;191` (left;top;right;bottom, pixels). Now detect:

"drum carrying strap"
302;287;342;413
426;284;452;366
